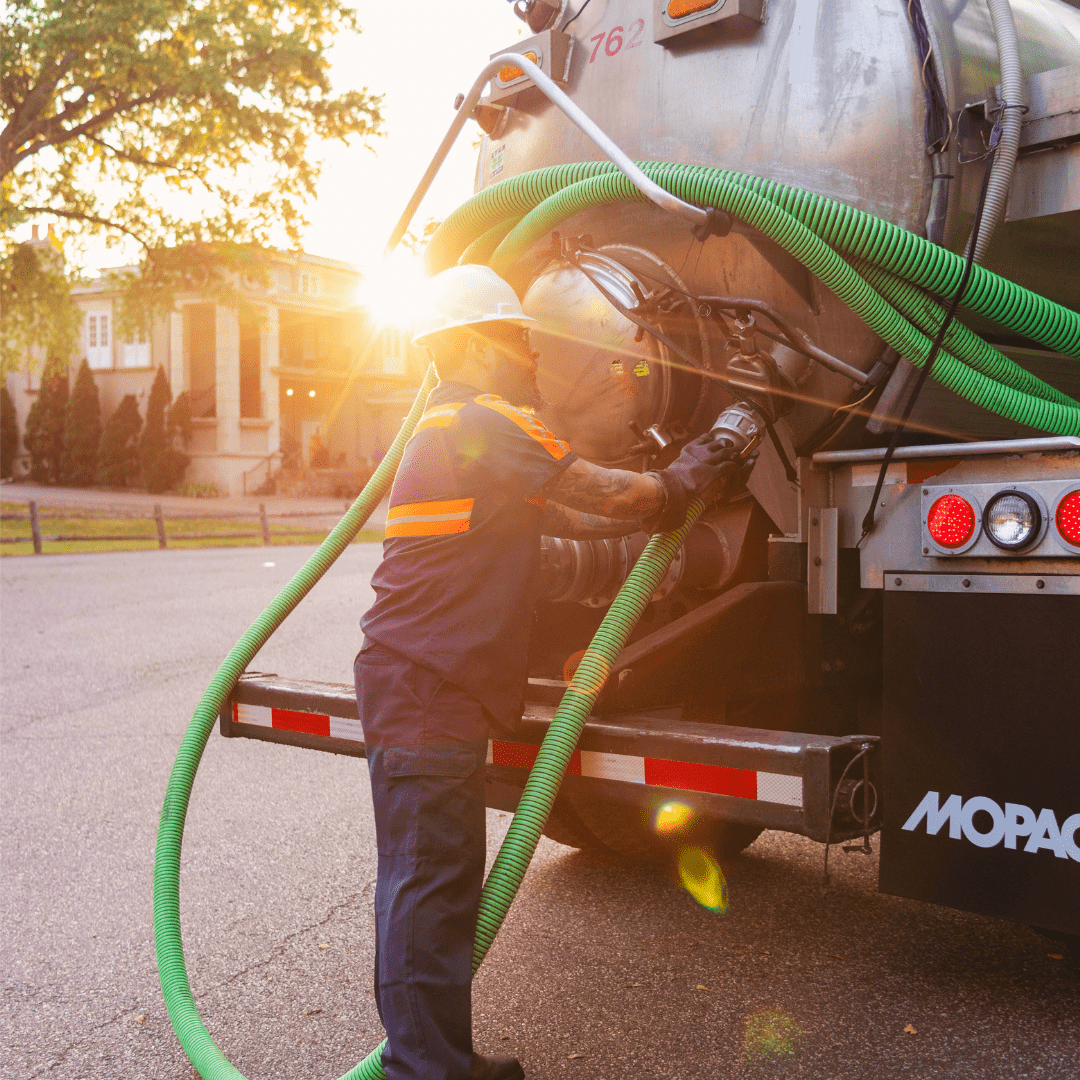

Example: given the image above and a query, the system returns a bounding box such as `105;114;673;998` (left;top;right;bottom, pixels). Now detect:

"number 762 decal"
589;18;645;63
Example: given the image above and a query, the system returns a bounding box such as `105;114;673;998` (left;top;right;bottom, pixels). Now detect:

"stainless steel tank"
473;0;1080;480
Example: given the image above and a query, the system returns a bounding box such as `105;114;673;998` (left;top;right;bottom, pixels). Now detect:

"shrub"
168;390;192;446
24;364;69;483
139;366;171;477
63;359;102;486
175;480;221;498
97;394;142;486
0;385;18;479
145;447;190;494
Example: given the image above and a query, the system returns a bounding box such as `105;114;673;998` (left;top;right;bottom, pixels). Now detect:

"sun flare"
354;252;430;332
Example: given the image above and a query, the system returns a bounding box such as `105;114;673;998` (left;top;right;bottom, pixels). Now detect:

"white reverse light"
984;491;1040;551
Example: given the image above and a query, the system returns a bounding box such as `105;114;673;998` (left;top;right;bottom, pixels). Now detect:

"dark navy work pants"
354;640;490;1080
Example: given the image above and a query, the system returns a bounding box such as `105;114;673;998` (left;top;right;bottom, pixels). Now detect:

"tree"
62;357;101;485
96;393;141;487
2;0;383;338
23;363;68;483
0;235;78;375
138;365;190;492
138;366;170;476
0;383;18;478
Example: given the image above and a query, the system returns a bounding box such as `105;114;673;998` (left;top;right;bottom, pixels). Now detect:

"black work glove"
644;433;755;533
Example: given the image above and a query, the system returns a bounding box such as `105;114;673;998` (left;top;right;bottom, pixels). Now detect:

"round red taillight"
1055;488;1080;547
927;493;977;549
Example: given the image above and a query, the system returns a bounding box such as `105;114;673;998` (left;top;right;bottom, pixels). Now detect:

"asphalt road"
2;545;1078;1080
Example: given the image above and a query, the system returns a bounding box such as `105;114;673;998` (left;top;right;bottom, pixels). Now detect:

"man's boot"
470;1051;525;1080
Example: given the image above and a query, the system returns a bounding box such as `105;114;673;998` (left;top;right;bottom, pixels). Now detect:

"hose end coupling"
710;402;764;459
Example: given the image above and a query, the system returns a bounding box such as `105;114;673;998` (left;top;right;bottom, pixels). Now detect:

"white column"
263;305;280;452
215;305;241;454
169;312;185;398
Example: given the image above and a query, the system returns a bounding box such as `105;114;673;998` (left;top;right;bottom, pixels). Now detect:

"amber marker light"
667;0;721;18
498;51;538;83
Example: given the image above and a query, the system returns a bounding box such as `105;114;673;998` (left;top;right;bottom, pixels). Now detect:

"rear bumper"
221;674;880;843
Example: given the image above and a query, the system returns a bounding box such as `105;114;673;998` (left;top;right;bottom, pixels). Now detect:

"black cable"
561;0;593;31
858;132;1000;543
905;0;952;154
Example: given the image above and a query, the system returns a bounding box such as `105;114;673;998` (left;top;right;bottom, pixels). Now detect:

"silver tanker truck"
222;1;1080;945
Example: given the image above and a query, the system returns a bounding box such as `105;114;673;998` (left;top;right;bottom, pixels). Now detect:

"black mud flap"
879;590;1080;935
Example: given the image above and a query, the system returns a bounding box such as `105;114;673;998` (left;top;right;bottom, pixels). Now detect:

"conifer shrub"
97;394;142;486
0;385;18;479
63;359;102;486
168;390;192;446
139;366;170;477
24;365;69;484
146;447;190;493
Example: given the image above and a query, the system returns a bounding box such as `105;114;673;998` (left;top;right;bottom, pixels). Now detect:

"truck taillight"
927;493;977;549
1055;488;1080;547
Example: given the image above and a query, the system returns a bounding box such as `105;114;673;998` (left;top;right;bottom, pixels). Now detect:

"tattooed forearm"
541;502;641;539
539;458;665;520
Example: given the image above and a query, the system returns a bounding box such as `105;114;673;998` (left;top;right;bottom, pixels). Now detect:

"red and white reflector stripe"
233;702;363;744
486;739;802;808
232;705;802;808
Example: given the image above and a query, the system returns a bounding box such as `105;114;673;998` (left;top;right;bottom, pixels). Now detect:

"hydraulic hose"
969;0;1024;263
154;362;704;1079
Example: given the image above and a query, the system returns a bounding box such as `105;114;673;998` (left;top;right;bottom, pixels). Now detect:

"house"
5;239;423;495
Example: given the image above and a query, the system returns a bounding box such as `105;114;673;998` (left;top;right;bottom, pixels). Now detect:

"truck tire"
548;791;764;861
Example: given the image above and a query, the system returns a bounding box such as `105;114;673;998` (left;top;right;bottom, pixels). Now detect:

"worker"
355;265;750;1080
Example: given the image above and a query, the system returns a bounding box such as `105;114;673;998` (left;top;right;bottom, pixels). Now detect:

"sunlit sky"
25;0;531;277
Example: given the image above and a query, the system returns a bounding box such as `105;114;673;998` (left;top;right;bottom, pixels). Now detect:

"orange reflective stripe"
474;395;571;460
385;498;474;537
411;402;465;435
525;495;546;508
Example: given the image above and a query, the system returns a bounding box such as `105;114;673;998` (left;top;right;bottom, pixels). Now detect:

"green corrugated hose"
425;160;1080;363
154;358;704;1079
469;168;1080;434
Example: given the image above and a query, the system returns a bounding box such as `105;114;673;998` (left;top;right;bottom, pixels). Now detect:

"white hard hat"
411;264;537;345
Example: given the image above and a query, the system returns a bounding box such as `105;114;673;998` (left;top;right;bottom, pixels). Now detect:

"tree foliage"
23;361;68;483
96;392;141;486
2;0;383;334
0;236;78;374
0;383;19;478
63;357;101;484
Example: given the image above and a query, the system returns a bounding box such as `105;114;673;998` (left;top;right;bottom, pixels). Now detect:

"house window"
86;312;112;369
299;271;321;297
121;328;150;368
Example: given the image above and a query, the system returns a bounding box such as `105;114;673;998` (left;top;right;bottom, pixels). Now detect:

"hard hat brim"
411;311;538;346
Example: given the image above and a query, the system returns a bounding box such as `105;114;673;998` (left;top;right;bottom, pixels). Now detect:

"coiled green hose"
154;357;702;1079
476;169;1079;434
426;161;1080;363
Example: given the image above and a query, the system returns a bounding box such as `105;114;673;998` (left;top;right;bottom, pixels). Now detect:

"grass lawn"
0;501;383;556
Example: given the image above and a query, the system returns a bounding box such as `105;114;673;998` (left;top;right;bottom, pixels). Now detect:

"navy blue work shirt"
361;380;577;726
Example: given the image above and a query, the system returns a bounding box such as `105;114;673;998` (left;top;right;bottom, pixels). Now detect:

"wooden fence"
0;501;355;554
